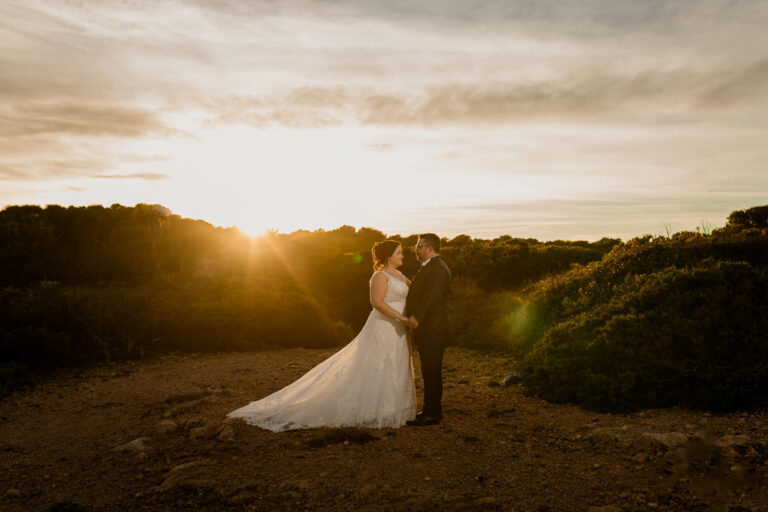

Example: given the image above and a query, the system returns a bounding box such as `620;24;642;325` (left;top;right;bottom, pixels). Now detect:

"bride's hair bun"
372;240;400;271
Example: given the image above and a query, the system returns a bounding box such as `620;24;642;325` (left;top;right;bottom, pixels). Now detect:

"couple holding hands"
228;234;451;431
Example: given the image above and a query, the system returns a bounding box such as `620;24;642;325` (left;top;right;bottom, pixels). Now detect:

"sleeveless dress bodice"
380;271;409;308
369;271;408;324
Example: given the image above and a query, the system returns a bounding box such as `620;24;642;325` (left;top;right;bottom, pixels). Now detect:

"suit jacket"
405;255;451;348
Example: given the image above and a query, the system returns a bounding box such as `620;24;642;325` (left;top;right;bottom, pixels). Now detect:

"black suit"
405;255;451;418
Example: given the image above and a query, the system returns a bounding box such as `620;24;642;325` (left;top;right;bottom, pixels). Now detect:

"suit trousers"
416;342;445;417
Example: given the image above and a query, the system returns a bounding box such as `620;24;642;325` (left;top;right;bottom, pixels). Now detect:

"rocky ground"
1;347;767;511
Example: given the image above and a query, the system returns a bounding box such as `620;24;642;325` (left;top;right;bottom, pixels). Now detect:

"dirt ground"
1;347;767;511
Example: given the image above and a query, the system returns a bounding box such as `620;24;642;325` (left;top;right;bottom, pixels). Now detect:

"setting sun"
2;0;767;240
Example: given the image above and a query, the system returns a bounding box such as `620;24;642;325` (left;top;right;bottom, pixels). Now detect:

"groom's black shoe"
405;414;423;426
406;414;441;426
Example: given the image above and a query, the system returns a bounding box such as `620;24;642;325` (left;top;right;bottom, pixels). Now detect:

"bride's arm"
370;272;408;322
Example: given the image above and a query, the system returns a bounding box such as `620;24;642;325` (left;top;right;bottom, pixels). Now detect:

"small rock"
228;490;259;505
474;496;497;505
156;459;213;492
5;488;21;498
112;437;150;453
587;428;622;447
353;484;379;499
663;450;683;464
218;424;235;442
632;453;649;463
501;372;522;387
171;397;209;414
718;445;738;459
184;418;204;430
155;420;178;435
190;421;223;441
716;434;750;448
162;389;209;405
635;432;688;452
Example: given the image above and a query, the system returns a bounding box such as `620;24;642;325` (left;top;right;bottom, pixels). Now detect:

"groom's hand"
407;316;419;329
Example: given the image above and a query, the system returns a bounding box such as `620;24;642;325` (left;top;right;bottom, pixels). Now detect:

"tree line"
3;202;767;412
0;203;615;396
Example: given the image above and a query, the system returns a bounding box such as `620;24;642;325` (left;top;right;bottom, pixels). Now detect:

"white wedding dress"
227;271;416;431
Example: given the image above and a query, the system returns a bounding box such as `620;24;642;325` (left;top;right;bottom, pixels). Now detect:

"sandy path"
1;347;767;511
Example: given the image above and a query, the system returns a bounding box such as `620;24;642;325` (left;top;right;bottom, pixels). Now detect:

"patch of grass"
304;428;379;448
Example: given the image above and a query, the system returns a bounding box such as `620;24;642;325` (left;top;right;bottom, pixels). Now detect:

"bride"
227;240;417;431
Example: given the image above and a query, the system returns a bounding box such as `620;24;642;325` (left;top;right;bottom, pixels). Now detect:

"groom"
405;233;452;426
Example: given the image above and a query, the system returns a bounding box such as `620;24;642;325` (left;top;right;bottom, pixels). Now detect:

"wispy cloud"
698;60;768;108
0;102;178;138
90;172;167;180
198;61;768;128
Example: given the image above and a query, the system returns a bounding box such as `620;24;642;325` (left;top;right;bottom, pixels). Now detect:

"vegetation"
0;203;611;396
2;202;767;412
514;205;768;412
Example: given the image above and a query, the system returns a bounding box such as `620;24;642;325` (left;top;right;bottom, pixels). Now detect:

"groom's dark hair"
419;233;441;253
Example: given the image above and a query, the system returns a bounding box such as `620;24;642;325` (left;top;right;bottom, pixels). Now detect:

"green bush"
520;262;768;412
0;282;353;375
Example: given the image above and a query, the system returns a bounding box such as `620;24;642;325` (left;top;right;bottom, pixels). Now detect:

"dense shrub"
0;283;352;375
442;236;617;291
491;214;768;358
520;262;768;411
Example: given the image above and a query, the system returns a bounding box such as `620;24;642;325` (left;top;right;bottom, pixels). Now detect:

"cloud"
0;102;179;138
699;60;768;107
199;61;768;128
0;166;29;181
0;134;170;182
0;160;167;182
90;172;167;180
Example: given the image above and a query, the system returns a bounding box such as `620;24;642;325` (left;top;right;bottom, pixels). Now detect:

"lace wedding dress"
227;271;416;431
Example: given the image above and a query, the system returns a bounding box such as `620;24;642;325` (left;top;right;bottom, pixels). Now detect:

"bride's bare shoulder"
370;270;387;283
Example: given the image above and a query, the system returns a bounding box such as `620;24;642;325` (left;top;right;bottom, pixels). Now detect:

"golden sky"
2;0;767;239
